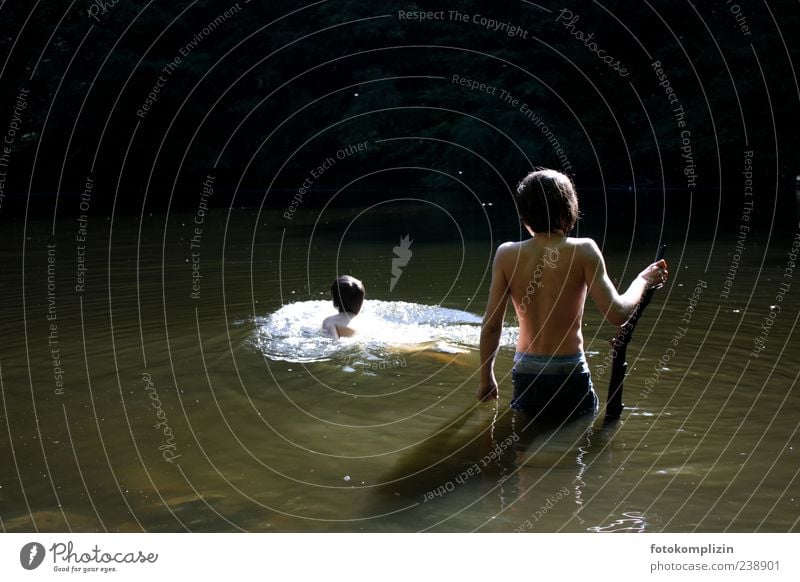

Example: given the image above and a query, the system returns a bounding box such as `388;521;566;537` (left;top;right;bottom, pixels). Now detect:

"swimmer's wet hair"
331;275;365;315
515;169;579;234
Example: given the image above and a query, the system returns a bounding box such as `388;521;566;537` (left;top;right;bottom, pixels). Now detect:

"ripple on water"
588;511;647;533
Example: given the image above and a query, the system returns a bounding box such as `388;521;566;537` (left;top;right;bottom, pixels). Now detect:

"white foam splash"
251;300;518;364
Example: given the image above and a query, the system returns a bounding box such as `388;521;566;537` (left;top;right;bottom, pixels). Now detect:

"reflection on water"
1;208;799;532
588;512;647;533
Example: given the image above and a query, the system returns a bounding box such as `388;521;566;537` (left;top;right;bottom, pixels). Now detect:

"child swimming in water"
322;275;365;339
477;169;668;417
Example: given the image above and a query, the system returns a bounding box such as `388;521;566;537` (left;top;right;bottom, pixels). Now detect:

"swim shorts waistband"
512;352;589;375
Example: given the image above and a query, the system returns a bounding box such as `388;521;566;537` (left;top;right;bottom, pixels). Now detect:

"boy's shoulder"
562;236;601;253
566;238;604;267
569;236;598;247
496;237;598;252
322;312;345;325
323;311;359;326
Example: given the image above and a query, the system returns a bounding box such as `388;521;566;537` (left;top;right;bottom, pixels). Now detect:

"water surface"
1;204;798;532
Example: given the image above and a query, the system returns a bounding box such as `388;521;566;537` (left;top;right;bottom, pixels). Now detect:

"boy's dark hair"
330;275;365;314
515;169;579;233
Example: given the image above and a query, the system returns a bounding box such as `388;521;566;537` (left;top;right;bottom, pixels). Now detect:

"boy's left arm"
477;243;512;401
322;316;340;339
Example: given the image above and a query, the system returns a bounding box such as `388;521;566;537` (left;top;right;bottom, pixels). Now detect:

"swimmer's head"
515;169;579;234
331;275;365;315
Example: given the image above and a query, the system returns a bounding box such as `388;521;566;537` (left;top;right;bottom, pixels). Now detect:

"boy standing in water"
323;275;366;339
477;169;668;417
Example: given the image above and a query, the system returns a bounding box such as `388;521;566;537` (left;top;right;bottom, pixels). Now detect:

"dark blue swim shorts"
510;352;598;418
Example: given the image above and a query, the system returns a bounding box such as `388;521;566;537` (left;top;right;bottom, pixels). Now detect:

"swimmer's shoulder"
321;314;338;338
322;312;359;339
322;313;338;327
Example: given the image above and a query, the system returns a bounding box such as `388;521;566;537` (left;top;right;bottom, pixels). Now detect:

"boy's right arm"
583;239;668;326
477;242;513;401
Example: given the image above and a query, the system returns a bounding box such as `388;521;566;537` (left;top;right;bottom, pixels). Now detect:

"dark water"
1;201;799;532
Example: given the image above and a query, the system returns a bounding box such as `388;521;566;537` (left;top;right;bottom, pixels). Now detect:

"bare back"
502;235;591;355
477;168;669;401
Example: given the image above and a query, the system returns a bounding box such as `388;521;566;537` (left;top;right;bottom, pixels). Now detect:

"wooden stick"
605;245;666;419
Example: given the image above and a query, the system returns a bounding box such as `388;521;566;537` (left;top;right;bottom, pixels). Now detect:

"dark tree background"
0;0;797;219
